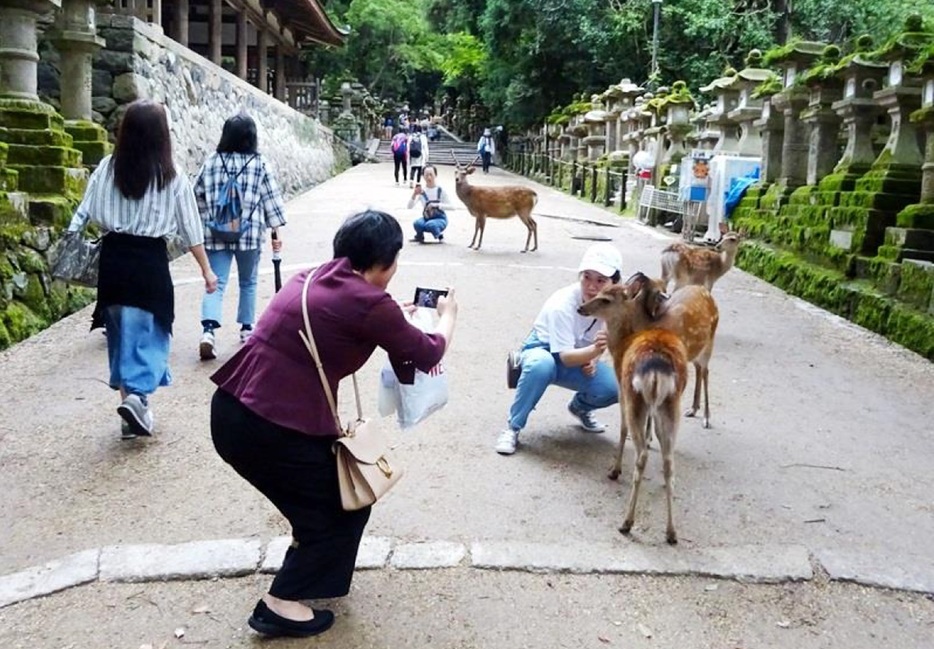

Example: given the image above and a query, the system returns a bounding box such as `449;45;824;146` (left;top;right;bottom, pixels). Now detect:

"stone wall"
40;13;350;197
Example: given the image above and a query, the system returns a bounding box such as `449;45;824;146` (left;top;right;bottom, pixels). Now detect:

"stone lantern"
727;50;775;158
799;45;847;186
828;35;889;187
700;68;740;152
767;40;826;190
603;78;643;156
583;95;608;161
660;80;694;170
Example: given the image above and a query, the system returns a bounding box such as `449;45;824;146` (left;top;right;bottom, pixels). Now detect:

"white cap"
578;243;622;279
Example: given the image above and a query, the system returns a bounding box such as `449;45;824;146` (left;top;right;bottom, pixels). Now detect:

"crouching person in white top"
495;243;623;455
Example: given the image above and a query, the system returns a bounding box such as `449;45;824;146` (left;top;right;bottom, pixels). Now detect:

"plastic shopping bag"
377;308;449;429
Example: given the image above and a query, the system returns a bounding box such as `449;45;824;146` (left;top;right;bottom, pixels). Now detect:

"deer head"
715;231;744;252
577;283;634;320
451;151;481;189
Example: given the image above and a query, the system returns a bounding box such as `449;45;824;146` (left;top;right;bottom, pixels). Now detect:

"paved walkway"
1;162;933;647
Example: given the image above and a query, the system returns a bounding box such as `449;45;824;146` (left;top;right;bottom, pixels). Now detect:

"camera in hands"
414;287;448;309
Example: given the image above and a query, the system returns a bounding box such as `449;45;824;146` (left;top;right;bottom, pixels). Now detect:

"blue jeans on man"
413;214;448;241
507;339;618;432
201;248;261;328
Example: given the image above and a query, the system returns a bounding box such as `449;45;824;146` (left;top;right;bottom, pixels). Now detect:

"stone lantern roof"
584;95;609;123
727;50;776;90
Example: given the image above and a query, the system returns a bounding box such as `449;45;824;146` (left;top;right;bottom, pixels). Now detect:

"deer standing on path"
579;287;688;544
660;232;743;291
452;153;539;253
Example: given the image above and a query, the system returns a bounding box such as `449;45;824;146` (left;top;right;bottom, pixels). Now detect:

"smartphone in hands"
413;287;449;309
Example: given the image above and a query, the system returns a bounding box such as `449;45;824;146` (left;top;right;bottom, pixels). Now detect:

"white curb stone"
471;541;812;583
0;549;100;609
356;536;393;569
815;547;934;594
260;536;293;574
391;541;467;569
99;539;261;582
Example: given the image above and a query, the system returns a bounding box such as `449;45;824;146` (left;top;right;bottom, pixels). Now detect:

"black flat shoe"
248;600;335;638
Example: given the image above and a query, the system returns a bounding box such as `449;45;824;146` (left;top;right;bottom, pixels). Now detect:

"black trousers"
211;389;371;600
393;154;408;182
481;151;492;173
410;164;423;184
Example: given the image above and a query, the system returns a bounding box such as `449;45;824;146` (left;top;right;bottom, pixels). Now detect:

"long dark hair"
112;100;176;200
333;210;403;271
217;113;259;154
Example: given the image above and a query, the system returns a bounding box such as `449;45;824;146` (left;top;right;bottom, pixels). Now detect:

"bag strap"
298;270;364;434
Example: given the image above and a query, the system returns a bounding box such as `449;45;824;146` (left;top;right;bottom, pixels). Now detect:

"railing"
504;150;629;213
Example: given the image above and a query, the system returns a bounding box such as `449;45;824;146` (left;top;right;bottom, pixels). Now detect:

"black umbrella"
271;230;282;292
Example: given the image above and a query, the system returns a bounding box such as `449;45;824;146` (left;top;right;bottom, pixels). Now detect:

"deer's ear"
466;167;476;175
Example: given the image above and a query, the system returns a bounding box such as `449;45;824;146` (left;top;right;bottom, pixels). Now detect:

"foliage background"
308;0;934;130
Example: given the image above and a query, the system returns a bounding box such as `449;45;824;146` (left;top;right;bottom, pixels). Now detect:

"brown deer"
580;286;688;544
452;152;539;252
660;232;743;292
578;274;718;489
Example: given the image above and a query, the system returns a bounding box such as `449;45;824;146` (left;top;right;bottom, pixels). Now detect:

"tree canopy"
308;0;934;129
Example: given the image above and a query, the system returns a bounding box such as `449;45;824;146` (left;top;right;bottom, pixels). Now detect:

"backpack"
409;136;422;158
391;134;408;155
207;154;257;243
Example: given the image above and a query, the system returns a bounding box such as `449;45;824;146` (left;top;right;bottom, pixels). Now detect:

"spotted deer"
660;232;743;292
579;287;688;544
452;152;538;252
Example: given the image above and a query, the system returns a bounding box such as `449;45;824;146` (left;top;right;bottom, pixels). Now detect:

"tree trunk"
772;0;792;44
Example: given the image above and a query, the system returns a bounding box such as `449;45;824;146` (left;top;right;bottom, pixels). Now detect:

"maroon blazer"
212;257;445;436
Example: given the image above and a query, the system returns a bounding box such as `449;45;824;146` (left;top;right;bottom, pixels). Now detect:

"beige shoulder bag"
298;271;404;511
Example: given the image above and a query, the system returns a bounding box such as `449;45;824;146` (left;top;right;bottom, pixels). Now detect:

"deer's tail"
632;354;679;409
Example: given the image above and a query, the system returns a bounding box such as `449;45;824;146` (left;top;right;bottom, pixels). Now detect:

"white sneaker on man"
117;394;154;437
200;330;217;360
494;428;520;455
568;400;606;433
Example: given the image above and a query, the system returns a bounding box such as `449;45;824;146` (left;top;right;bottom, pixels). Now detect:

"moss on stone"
0;319;10;349
896;260;934;308
6;144;82;167
0;104;64;131
885;303;934;360
896;203;934;229
1;301;47;342
0;127;74;147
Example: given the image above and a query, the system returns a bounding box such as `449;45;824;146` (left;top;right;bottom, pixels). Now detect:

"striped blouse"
68;154;204;249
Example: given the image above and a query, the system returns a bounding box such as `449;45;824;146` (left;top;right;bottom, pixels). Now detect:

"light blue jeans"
507;341;618;432
413;215;448;239
103;305;171;396
202;248;262;328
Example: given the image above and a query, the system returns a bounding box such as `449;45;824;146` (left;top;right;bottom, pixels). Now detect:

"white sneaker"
199;330;217;360
568;400;606;433
494;428;519;455
117;394;154;437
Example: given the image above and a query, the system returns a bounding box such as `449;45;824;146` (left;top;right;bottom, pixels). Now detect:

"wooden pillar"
209;0;222;65
257;28;269;93
275;45;286;101
173;0;189;47
151;0;163;25
236;11;247;79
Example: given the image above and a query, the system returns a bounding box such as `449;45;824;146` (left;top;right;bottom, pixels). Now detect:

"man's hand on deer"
593;330;608;355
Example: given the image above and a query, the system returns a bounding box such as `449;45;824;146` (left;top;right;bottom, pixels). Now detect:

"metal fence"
504;151;628;214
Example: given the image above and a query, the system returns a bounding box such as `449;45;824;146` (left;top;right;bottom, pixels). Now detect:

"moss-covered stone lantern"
727;50;776;157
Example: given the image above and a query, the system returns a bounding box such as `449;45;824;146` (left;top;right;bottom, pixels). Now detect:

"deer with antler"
452;152;539;252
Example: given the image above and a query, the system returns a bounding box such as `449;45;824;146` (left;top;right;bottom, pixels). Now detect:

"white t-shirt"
530;283;602;354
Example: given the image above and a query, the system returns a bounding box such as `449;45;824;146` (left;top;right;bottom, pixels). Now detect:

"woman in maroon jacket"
211;210;458;638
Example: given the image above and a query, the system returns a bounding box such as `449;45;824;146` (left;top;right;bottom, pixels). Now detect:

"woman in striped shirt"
69;100;218;439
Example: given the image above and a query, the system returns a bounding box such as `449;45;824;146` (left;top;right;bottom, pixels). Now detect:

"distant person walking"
391;128;409;185
383;115;394;139
408;125;429;187
67;99;218;440
477;128;496;173
194;113;287;361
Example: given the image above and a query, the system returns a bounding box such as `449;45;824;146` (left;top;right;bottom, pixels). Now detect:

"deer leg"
469;217;480;249
620;402;649;536
701;365;711;429
521;220;532;253
608;401;629;480
656;406;679;545
474;217;486;250
530;217;538;252
684;362;702;418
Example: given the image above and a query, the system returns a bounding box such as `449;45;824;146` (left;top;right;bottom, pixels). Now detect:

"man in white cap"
495;243;623;455
477;128;496;173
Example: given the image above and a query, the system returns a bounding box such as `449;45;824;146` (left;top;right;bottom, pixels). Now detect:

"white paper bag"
378;307;449;429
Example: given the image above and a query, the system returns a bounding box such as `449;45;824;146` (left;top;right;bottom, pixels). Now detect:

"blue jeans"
507;343;618;432
103;305;172;396
202;248;261;328
414;215;448;239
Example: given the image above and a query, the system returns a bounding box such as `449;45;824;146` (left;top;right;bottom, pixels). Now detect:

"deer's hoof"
666;530;678;545
702;418;711;429
607;469;620;481
619;521;633;536
683;408;697;418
